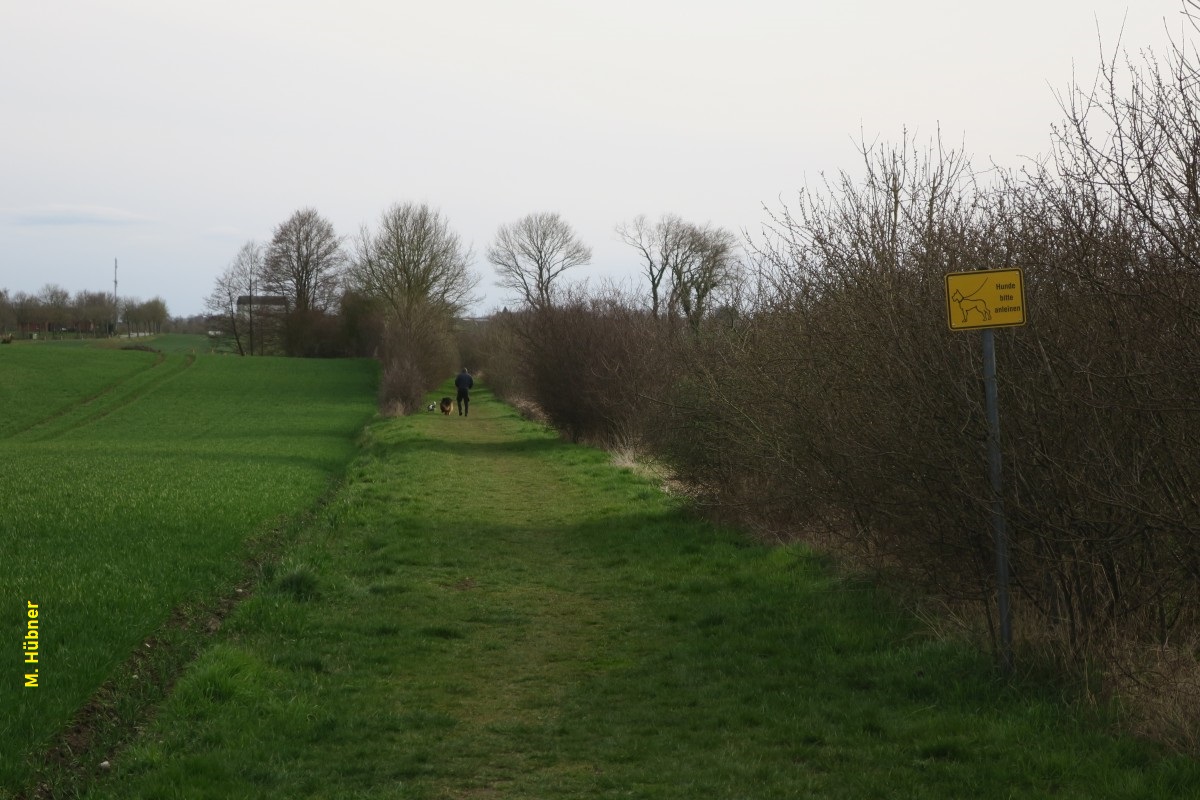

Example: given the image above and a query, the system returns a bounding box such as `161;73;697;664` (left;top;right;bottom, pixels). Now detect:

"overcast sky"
1;1;1189;317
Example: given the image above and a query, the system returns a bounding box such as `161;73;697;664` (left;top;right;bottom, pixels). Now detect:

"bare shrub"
665;104;1200;721
458;311;523;402
510;288;679;446
376;302;458;414
1106;639;1200;753
991;168;1200;661
660;133;1001;607
454;318;489;373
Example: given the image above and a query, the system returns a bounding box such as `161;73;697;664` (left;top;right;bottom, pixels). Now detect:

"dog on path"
439;397;454;415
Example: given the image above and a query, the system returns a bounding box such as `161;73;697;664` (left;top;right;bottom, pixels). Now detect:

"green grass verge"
1;348;377;793
66;385;1200;799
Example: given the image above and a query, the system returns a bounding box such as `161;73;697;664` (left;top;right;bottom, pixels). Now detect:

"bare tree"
616;213;689;317
487;212;591;309
12;292;42;335
669;223;740;331
39;284;71;334
617;214;740;327
263;208;344;355
205;241;263;355
1055;20;1200;277
206;267;246;354
1182;1;1200;76
142;297;169;333
263;208;343;313
234;240;266;354
73;290;117;336
122;297;169;336
0;289;13;334
348;202;478;319
347;202;478;412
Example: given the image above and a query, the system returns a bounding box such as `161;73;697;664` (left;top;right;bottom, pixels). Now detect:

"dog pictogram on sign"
945;269;1025;330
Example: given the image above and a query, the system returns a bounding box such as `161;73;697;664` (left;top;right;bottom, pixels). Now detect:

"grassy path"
75;387;1199;799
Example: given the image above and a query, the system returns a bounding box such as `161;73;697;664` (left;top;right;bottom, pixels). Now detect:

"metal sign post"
945;268;1025;673
981;327;1012;672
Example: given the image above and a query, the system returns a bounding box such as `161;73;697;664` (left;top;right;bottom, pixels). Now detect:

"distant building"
236;295;289;308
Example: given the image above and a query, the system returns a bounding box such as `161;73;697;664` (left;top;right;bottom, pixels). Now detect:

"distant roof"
236;295;288;307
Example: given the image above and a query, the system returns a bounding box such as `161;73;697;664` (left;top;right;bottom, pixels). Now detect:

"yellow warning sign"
945;269;1026;330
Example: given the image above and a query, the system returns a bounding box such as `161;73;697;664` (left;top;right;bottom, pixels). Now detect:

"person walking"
454;368;474;416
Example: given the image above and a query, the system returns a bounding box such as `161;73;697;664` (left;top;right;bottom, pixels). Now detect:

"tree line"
206;200;744;414
206;203;481;411
0;286;169;339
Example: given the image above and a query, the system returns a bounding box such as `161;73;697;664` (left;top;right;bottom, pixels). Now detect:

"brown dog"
439;397;453;415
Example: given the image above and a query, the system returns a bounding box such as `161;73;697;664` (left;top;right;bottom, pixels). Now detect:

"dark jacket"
454;371;473;392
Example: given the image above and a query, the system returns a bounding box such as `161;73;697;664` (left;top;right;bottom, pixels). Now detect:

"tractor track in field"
8;353;196;442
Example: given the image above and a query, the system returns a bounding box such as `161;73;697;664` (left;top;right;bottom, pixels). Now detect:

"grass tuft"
275;567;321;602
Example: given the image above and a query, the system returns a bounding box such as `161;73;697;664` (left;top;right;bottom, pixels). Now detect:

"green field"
1;338;377;790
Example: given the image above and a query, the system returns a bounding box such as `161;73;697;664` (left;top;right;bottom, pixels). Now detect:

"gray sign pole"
981;327;1013;672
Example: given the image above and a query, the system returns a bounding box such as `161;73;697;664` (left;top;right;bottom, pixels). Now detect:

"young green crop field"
0;338;377;792
44;384;1200;799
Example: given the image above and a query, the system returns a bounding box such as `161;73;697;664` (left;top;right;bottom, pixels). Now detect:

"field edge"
10;440;373;800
